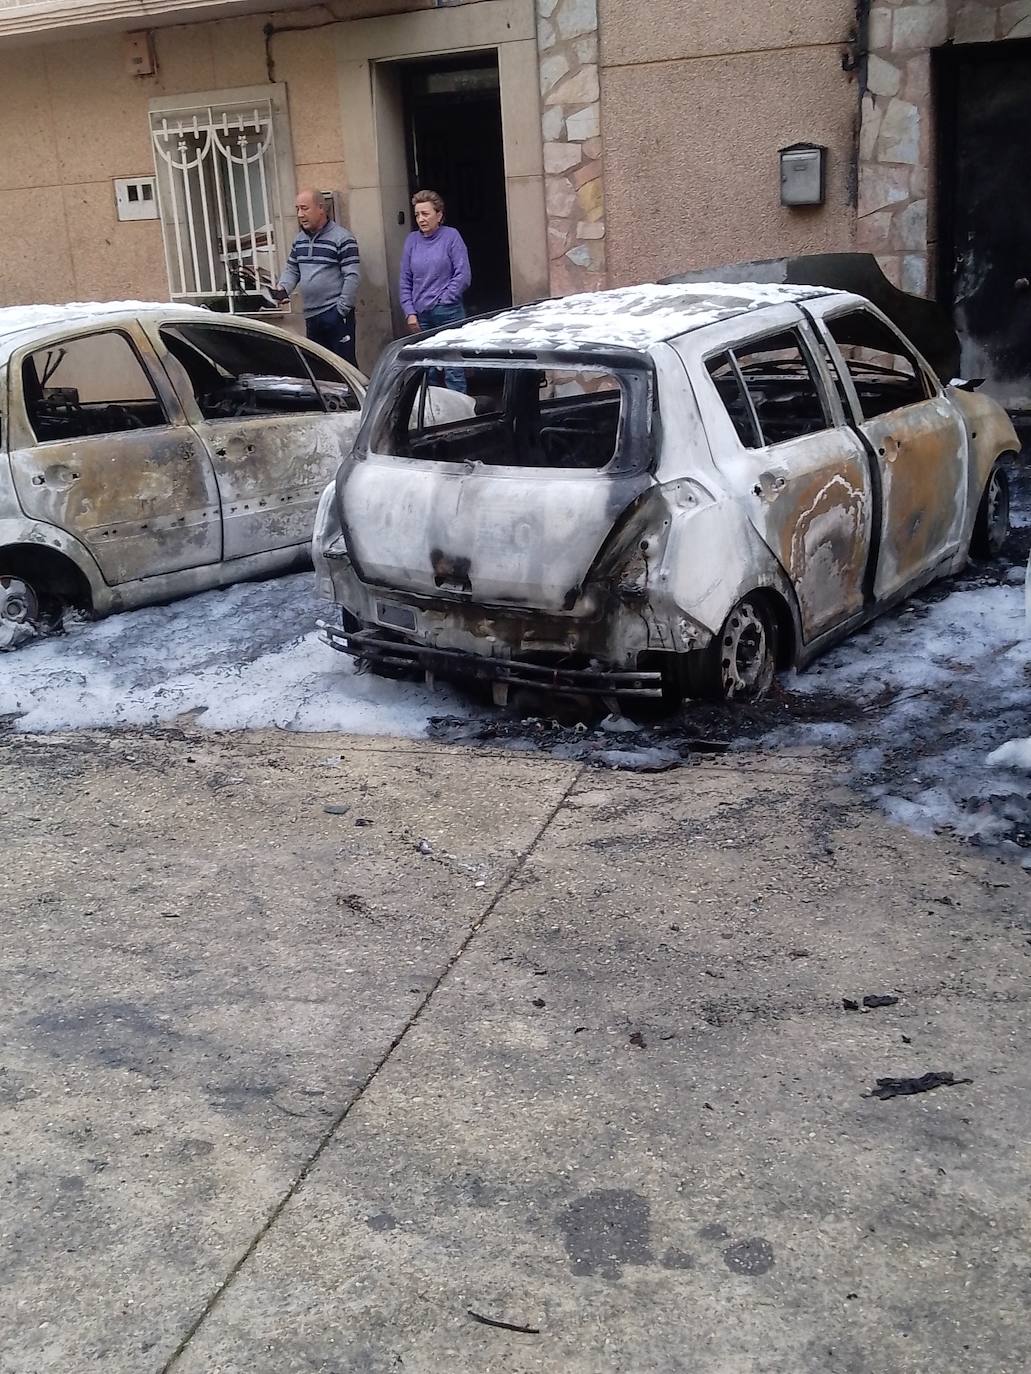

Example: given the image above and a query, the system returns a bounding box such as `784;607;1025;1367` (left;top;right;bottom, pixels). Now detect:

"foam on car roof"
423;282;836;354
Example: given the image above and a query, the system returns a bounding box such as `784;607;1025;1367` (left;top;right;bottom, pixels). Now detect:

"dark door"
936;41;1031;411
402;56;512;316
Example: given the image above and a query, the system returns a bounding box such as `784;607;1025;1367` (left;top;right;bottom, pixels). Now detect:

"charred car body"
0;302;368;648
315;267;1018;703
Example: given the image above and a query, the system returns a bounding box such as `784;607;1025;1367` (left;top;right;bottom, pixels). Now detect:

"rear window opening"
372;363;645;471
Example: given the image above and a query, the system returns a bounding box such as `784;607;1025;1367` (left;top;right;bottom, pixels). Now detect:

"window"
149;87;293;312
373;364;636;470
298;348;362;412
22;331;167;443
160;323;357;420
707;329;830;449
824;310;931;419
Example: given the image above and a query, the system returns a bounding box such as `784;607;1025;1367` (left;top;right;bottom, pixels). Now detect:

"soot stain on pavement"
723;1237;776;1275
559;1189;654;1278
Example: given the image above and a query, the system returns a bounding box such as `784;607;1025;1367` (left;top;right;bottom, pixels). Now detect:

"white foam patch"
427;282;834;352
1;574;469;736
781;553;1031;861
988;737;1031;771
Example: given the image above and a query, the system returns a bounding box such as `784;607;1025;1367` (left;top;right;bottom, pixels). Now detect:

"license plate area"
376;600;417;632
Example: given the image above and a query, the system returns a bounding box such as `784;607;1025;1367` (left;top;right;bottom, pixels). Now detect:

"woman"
399;189;472;392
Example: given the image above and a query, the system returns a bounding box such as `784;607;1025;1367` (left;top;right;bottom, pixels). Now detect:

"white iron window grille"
150;99;284;313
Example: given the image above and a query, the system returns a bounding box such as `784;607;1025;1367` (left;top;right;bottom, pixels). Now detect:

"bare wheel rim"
986;468;1009;551
0;576;38;626
719;602;771;698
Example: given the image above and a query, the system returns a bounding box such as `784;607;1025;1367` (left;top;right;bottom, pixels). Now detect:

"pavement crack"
158;763;586;1372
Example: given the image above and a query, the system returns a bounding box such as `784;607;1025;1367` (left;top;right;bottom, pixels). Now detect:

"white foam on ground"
0;574;465;736
781;521;1031;862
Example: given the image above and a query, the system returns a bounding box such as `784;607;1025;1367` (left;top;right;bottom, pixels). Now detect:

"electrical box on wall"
779;143;826;207
321;191;338;222
114;177;158;222
125;31;156;78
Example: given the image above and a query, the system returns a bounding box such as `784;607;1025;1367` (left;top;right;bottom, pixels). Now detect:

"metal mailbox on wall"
779;143;826;207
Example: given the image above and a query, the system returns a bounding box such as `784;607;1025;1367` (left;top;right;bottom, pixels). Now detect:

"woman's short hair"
411;189;445;215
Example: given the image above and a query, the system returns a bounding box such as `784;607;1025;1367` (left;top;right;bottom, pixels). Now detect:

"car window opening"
707;329;830;449
159;324;359;422
376;364;634;471
23;331;168;443
824;310;931;420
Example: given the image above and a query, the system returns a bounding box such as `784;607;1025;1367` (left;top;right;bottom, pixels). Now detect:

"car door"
697;322;874;642
8;325;221;584
155;321;363;560
815;306;967;603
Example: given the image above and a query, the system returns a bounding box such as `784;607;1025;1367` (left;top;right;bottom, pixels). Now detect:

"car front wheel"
970;463;1010;559
683;595;777;703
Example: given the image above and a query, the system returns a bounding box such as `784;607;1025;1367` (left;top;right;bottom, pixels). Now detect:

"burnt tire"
0;574;42;651
970;463;1010;559
683;595;777;703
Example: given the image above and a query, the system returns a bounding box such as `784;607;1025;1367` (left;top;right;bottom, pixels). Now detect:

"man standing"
274;189;360;367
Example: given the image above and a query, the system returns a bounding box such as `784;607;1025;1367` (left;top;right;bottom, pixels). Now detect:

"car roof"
0;301;285;365
418;282;848;355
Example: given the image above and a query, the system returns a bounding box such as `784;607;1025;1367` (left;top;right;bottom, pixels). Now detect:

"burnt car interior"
159;324;360;420
23;331;168;442
706;329;830;449
822;309;931;419
377;366;625;470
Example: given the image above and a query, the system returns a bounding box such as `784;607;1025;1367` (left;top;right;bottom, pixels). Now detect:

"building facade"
0;0;1027;403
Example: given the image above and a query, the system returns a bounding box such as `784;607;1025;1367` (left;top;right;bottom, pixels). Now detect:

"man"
274;189;360;367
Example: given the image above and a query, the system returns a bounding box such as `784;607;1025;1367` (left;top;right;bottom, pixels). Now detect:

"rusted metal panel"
863;401;966;600
192;414;360;561
8;429;222;584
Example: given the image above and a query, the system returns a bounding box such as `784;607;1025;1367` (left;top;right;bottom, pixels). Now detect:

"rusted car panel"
314;282;1020;702
0;302;369;642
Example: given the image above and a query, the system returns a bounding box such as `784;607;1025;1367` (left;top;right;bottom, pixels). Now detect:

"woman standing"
400;189;472;392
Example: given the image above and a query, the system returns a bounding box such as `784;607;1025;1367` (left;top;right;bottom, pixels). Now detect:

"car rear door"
813;306;967;602
8;324;221;584
691;320;875;641
155;321;363;561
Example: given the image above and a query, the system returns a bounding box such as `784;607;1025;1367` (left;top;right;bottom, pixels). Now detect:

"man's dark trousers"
306;305;357;367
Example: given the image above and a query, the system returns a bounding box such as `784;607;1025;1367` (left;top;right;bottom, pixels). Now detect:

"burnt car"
314;271;1019;704
0;301;370;648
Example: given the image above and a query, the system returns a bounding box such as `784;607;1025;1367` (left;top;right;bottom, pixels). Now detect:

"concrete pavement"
1;728;1028;1373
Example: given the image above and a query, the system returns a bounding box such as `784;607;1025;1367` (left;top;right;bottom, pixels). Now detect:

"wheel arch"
0;533;100;613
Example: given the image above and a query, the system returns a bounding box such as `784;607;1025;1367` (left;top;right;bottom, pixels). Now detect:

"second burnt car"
314;264;1019;704
0;301;370;648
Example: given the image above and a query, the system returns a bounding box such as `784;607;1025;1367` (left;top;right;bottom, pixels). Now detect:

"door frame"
933;39;1031;340
334;0;547;364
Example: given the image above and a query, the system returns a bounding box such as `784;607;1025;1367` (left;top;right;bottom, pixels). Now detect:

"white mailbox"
779;143;826;207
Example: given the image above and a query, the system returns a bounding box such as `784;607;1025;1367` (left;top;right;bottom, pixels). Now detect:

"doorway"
400;55;513;316
935;40;1031;412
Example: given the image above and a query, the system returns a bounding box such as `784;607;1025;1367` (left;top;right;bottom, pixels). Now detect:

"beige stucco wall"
598;0;861;285
0;13;352;307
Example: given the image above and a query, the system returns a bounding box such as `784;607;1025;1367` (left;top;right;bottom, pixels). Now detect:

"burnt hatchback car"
0;301;368;648
314;271;1018;704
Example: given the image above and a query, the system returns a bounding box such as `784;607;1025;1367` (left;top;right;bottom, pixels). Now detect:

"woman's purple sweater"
399;226;472;315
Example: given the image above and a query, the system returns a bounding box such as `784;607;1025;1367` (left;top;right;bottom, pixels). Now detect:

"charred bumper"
316;621;665;698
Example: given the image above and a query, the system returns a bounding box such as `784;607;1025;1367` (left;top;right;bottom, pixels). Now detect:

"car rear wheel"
970;463;1010;559
0;574;41;650
683;595;777;703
